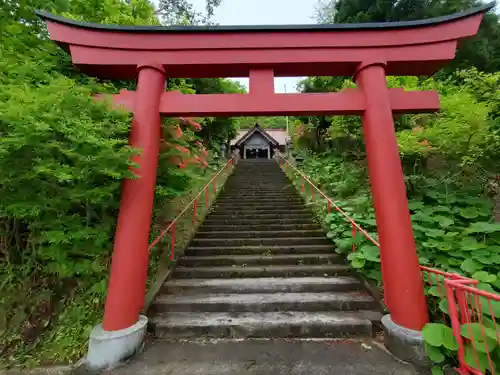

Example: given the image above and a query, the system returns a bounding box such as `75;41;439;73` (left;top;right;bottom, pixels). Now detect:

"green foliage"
420;320;500;372
158;0;221;25
292;68;500;371
0;0;162;366
0;0;233;367
315;0;500;73
234;117;288;130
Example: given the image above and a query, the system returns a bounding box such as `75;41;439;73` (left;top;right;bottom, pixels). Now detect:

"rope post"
205;186;209;208
301;177;305;193
213;178;217;194
170;222;176;261
311;186;315;202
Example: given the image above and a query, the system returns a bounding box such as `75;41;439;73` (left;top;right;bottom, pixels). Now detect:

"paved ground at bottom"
107;338;423;375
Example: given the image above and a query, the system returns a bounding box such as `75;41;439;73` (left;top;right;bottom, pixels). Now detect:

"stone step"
206;213;315;221
212;208;310;214
148;159;382;342
220;192;295;197
214;199;305;205
214;202;305;209
226;181;289;184
162;276;361;295
190;237;329;247
211;210;312;215
223;186;290;189
194;230;324;239
217;192;301;202
201;223;320;232
184;244;334;256
218;190;297;195
213;206;306;213
150;310;381;339
151;292;376;313
223;181;289;185
202;218;316;226
220;185;294;189
172;264;350;278
177;253;341;267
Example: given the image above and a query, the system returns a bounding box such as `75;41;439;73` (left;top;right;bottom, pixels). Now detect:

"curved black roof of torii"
36;2;495;34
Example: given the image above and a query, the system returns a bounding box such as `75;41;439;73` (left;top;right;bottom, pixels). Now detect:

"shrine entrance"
37;3;492;369
232;124;281;159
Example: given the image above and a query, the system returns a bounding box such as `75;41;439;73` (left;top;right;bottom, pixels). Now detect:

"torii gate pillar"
355;61;428;330
102;64;165;332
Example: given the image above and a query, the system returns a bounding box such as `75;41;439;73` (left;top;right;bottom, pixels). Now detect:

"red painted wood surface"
102;64;166;331
38;8;488;78
110;88;440;116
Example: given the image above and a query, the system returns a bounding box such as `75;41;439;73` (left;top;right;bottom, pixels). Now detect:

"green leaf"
439;298;450;315
431;367;444;375
428;286;444;297
425;342;445;363
460;237;487;251
426;229;446;238
466;222;500;234
472;271;497;283
412;211;435;223
347;252;364;260
459;207;480;219
422;323;445;347
335;238;354;251
360;245;380;262
461;259;481;273
419;257;430;265
408;200;425;210
351;257;366;268
435;215;454;228
464;343;496;373
442;325;459;351
413;224;431;233
461;323;498;353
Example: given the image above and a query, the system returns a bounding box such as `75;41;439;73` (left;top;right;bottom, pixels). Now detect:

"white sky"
162;0;321;92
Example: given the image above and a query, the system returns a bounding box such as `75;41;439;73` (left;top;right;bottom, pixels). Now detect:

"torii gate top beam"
37;3;494;79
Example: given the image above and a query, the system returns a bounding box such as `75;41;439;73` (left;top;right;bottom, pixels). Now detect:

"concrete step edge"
151;310;381;326
153;291;375;306
150;311;380;338
187;245;335;251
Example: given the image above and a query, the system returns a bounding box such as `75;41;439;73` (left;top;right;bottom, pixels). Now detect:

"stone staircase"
149;159;381;339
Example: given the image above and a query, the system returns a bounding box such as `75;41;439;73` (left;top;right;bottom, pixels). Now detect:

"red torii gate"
38;3;492;368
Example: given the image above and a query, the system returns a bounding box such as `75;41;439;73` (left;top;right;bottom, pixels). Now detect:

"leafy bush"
294;150;500;371
0;0;216;366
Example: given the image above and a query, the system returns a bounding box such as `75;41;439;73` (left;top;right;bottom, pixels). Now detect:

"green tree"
234;116;289;130
315;0;500;73
158;0;221;25
0;0;214;365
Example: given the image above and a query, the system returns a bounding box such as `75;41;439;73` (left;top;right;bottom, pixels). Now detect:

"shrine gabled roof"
233;125;280;147
36;3;494;33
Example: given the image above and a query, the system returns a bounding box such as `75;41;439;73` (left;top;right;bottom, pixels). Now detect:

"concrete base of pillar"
84;315;147;372
381;314;430;368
